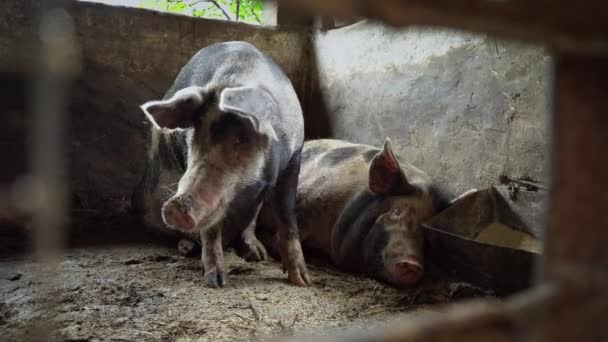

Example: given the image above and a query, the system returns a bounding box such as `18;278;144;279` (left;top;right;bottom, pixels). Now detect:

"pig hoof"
177;239;197;257
241;238;268;262
282;240;312;286
203;269;225;288
286;257;312;287
287;266;312;287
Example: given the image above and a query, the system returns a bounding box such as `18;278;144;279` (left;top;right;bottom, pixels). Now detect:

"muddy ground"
0;219;491;342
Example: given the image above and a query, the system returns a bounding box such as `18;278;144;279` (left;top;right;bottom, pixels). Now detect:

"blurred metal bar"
278;0;608;55
29;3;73;263
18;0;80;338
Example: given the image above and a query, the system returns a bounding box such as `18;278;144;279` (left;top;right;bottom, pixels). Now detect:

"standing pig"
258;138;468;287
132;41;310;288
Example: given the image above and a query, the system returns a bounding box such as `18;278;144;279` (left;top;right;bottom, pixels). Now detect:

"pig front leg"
238;202;268;261
200;225;225;288
270;154;311;286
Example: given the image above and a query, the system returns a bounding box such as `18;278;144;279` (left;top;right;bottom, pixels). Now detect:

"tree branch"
249;4;261;23
207;0;232;20
236;0;240;21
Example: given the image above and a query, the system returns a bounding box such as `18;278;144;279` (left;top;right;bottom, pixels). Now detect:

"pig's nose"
393;256;424;286
162;200;195;231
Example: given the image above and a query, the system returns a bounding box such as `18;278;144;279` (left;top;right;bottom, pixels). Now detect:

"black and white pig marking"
258;138;475;287
132;41;310;288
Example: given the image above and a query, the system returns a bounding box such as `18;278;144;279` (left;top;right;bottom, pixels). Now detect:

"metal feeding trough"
423;187;542;297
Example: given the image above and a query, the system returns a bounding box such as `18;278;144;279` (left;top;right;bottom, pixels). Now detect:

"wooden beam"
278;0;608;54
546;55;608;280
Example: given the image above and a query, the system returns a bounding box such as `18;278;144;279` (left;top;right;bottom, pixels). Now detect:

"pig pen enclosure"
0;1;551;341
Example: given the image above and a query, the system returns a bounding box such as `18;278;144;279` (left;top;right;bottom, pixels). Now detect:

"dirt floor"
0;221;492;342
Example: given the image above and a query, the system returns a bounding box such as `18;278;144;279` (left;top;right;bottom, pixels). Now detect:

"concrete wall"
310;21;550;231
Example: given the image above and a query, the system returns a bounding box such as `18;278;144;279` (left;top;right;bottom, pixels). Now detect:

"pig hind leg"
236;203;269;261
268;153;311;286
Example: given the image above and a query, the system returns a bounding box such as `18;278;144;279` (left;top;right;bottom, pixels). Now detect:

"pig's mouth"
391;257;424;286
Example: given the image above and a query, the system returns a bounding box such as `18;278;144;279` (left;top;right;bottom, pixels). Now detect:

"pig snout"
393;256;424;286
162;196;195;231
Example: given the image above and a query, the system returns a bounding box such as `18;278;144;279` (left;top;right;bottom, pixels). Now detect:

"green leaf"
137;0;263;24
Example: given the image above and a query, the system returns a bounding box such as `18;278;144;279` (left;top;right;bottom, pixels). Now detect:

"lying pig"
132;41;310;288
258;138;473;287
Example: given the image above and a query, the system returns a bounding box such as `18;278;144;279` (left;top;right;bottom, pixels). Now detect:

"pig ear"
218;86;278;140
369;138;414;195
140;86;205;130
